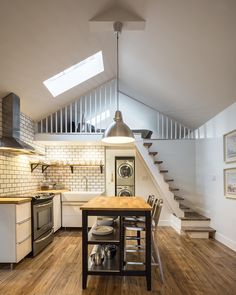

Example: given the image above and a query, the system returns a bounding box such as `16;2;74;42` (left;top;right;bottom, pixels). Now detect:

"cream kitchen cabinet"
0;200;32;265
61;192;103;228
53;194;62;232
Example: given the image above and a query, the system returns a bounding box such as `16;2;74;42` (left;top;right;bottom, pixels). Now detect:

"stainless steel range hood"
0;93;36;154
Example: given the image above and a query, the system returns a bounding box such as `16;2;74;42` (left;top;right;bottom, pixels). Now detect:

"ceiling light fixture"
102;22;134;144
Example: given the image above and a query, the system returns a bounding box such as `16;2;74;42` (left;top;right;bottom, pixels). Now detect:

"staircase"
136;140;215;239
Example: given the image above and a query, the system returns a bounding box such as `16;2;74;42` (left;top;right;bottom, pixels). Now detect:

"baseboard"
158;219;171;226
170;214;181;234
215;232;236;252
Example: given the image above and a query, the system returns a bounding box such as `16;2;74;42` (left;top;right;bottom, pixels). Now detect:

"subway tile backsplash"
44;145;105;192
0;97;105;196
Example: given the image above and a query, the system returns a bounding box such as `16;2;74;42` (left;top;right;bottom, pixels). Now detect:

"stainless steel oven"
32;194;54;256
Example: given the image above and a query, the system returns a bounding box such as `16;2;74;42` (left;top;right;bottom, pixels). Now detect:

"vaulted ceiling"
0;0;235;128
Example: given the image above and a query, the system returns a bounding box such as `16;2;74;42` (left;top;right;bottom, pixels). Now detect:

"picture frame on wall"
224;168;236;199
224;129;236;163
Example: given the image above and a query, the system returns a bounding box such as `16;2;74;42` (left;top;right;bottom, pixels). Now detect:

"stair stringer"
135;140;184;218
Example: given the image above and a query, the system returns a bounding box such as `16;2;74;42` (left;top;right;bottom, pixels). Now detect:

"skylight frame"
43;51;104;97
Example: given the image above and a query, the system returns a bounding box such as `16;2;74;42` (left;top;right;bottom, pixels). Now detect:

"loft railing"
35;79;194;139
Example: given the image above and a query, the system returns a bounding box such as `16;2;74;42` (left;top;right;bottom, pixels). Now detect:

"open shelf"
88;249;120;274
88;221;120;245
30;162;104;173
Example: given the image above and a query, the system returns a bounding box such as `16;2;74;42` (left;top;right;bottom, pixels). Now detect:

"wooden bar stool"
123;198;164;282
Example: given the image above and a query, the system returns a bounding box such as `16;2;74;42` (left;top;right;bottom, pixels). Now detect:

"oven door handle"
35;201;53;208
35;229;54;244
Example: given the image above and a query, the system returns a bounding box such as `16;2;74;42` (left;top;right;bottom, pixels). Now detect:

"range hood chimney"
0;93;36;154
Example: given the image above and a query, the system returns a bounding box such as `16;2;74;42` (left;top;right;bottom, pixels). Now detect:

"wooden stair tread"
170;188;179;191
174;196;184;201
160;170;168;173
179;204;190;209
179;203;194;214
143;143;152;148
149;152;158;156
180;213;210;221
182;226;216;233
181;208;195;212
154;161;163;164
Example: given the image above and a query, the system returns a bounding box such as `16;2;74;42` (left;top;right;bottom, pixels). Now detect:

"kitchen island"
80;196;152;291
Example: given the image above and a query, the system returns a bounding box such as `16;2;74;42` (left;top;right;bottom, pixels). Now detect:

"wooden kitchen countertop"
33;189;69;194
0;197;32;204
80;196;152;211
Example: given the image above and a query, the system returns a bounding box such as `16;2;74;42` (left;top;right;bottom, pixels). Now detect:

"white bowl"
97;217;114;226
92;225;114;236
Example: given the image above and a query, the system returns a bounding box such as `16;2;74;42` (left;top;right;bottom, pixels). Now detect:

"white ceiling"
0;0;235;129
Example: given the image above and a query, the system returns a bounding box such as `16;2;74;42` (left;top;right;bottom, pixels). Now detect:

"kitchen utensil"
104;245;117;259
90;245;105;265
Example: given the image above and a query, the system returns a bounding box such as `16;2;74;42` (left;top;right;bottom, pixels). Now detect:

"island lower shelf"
88;248;120;275
87;220;120;245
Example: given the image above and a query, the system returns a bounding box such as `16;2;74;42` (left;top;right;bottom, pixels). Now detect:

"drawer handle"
35;201;53;208
17;217;31;225
35;229;54;244
18;235;31;245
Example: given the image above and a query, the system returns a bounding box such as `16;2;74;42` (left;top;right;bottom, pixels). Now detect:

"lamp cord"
116;31;119;111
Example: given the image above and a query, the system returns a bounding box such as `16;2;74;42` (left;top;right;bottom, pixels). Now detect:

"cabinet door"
53;194;62;232
62;202;97;228
62;203;83;227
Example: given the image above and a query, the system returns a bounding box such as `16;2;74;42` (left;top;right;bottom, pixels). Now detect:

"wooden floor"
0;227;236;295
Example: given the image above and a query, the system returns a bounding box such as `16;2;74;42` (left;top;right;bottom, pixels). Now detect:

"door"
115;157;135;186
62;202;96;227
33;200;53;240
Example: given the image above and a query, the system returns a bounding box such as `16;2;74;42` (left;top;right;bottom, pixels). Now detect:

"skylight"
43;51;104;97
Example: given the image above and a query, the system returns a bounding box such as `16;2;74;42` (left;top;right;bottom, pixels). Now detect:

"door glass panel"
119;190;131;196
37;208;51;229
118;164;133;178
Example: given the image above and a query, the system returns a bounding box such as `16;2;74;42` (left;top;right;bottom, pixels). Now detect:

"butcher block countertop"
33;189;69;194
80;196;152;211
0;197;31;204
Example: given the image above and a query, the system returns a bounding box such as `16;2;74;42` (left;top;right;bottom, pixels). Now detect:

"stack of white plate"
92;225;114;236
97;217;114;226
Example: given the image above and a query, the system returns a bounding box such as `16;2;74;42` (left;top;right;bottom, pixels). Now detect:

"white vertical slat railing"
36;80;194;139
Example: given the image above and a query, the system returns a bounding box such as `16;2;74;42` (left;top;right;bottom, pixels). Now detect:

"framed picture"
224;168;236;199
224;129;236;163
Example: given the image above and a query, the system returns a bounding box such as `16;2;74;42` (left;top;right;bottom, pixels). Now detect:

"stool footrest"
126;261;145;266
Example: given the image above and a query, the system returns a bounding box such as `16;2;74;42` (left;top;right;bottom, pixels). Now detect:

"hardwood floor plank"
0;227;235;295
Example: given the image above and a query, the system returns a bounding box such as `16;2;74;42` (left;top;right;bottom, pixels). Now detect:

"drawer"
16;202;31;223
16;236;32;263
62;215;82;227
62;203;84;215
62;214;96;228
16;218;32;244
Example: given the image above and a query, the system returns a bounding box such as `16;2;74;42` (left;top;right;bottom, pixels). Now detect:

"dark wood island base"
81;196;152;291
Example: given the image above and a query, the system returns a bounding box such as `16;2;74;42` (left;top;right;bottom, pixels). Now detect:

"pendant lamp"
102;22;135;144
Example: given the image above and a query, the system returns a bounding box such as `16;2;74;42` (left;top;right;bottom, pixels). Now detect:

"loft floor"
0;227;235;295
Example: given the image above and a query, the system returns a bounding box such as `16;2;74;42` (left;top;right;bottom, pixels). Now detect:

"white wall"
150;140;196;206
195;102;236;251
119;93;158;137
105;147;171;225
